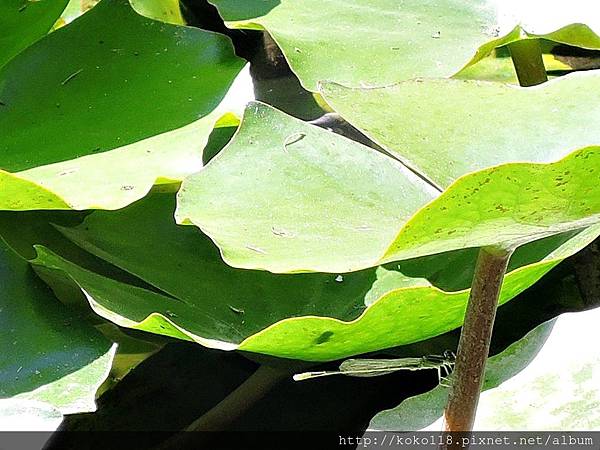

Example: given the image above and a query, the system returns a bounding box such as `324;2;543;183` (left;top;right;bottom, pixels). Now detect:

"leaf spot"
271;226;294;237
283;132;306;152
58;168;78;177
246;245;267;255
315;331;334;345
61;68;84;86
228;305;245;315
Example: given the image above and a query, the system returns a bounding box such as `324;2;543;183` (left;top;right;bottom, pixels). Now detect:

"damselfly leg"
438;351;456;387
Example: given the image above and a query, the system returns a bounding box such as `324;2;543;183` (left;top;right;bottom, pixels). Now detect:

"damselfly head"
443;350;456;362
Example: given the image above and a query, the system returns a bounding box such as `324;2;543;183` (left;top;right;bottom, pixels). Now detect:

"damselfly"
293;350;456;385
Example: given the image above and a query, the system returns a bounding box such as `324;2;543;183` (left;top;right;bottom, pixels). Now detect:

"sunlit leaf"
0;0;244;210
19;193;600;361
130;0;185;24
211;0;600;90
176;102;600;273
321;72;600;189
0;238;116;415
177;102;437;273
0;0;69;68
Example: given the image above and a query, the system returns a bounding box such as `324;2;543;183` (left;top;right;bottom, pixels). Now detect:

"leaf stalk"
442;246;512;435
157;365;289;449
508;38;548;87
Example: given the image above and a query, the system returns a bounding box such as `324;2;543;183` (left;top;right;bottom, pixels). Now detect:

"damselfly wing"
293;350;456;384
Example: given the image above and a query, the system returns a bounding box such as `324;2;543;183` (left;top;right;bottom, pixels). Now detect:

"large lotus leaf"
369;306;600;431
321;72;600;189
4;110;238;211
238;227;600;360
381;147;600;264
211;0;505;91
176;102;600;273
0;0;69;69
210;0;600;91
177;102;438;273
0;238;116;415
24;193;600;361
0;0;244;210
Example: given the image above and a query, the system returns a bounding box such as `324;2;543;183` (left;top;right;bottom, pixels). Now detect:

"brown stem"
157;365;289;449
186;365;288;431
442;37;545;446
443;246;512;435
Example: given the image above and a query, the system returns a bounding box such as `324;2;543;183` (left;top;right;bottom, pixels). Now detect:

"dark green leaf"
0;0;244;210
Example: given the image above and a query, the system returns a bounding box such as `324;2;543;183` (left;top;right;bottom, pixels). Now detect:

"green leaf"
176;102;600;273
238;228;600;360
0;171;70;210
535;24;600;50
321;72;600;189
382;146;600;264
130;0;185;24
55;0;95;25
453;50;573;84
177;102;437;273
0;0;244;210
0;0;69;69
32;193;392;352
23;193;600;361
211;0;600;91
93;323;164;396
369;306;600;431
4;110;237;211
211;0;506;90
0;238;116;414
58;0;186;26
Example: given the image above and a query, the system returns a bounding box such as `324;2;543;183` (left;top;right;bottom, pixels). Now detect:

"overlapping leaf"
238;228;600;360
211;0;600;91
0;0;69;69
382;147;600;264
320;72;600;189
369;306;600;431
19;193;600;361
453;50;573;84
176;101;600;273
0;0;244;211
59;0;185;26
177;102;438;273
0;238;116;418
130;0;185;24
